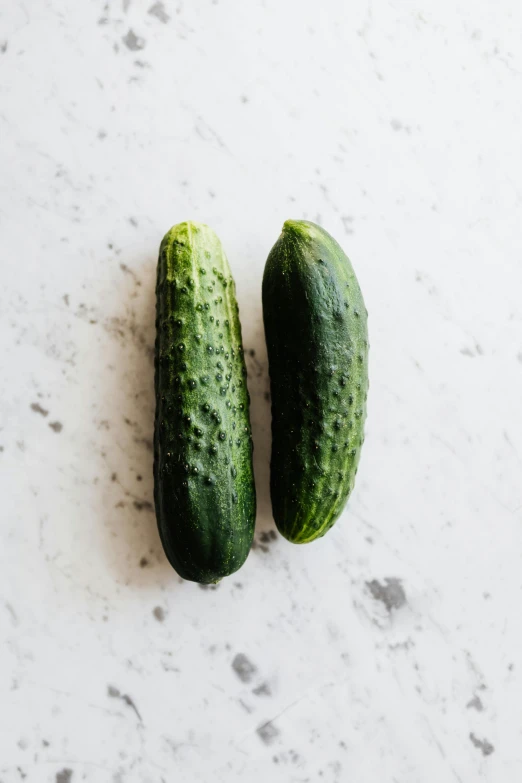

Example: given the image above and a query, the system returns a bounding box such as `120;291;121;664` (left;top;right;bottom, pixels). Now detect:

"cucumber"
262;220;368;543
154;222;255;583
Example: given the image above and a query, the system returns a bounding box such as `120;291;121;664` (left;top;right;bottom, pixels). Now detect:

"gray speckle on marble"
5;602;18;626
133;499;153;512
257;721;280;745
153;606;165;622
108;685;142;722
467;695;484;711
238;698;253;714
122;29;146;51
390;118;411;133
367;578;406;612
30;402;48;417
341;215;354;234
48;421;63;433
56;771;73;783
253;681;271;697
259;530;277;544
148;2;170;23
232;653;257;683
470;733;494;756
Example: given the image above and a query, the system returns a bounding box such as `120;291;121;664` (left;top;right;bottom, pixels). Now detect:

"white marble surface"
1;1;522;780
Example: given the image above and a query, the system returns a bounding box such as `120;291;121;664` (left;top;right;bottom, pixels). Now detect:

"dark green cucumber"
154;222;255;583
262;220;368;543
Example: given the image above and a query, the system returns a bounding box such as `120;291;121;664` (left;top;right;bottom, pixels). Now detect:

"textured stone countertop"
1;2;522;781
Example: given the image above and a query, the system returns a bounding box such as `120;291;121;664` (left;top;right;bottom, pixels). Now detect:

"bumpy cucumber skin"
154;222;255;583
262;220;368;544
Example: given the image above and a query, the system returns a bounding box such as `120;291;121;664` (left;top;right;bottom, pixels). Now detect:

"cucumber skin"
262;220;368;544
154;222;255;583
